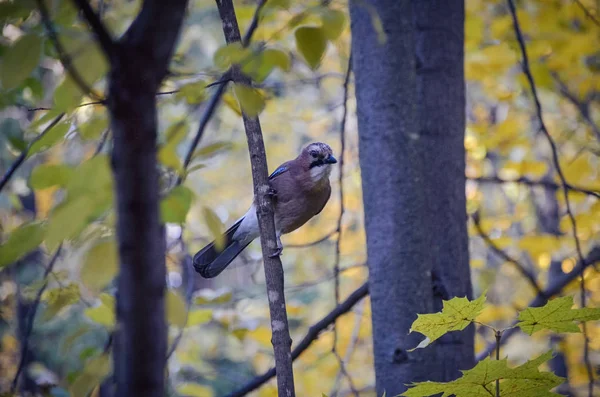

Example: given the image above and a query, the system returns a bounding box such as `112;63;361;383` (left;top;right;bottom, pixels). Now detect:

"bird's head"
299;142;337;182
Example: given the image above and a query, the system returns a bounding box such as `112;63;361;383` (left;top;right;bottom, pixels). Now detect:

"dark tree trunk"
349;1;474;394
103;2;188;396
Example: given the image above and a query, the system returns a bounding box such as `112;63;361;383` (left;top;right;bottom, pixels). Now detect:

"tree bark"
214;1;296;396
104;2;188;397
349;1;473;394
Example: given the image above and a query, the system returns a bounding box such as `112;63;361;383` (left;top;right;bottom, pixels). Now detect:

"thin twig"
287;230;337;248
472;212;544;296
553;73;600;142
469;176;600;199
70;0;115;58
573;0;600;26
224;283;369;397
331;53;354;395
11;246;62;393
36;0;103;100
507;1;593;394
166;250;194;359
94;129;110;156
0;113;65;193
242;0;267;46
330;299;363;397
495;330;501;397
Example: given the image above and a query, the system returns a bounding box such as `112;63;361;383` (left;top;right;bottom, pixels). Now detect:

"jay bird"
193;142;337;278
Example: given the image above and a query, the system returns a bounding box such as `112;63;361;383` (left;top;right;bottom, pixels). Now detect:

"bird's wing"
269;161;291;180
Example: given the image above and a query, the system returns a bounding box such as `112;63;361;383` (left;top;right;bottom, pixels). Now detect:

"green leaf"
28;122;70;155
517;296;600;335
187;309;212;326
295;26;328;69
191;141;233;161
409;294;486;350
213;42;252;70
160;186;194;224
81;240;118;292
158;122;187;173
233;84;265;117
0;221;46;268
45;196;96;251
177;383;213;397
85;294;115;329
203;207;225;251
176;81;207;105
79;112;108;140
166;290;187;328
30;164;74;189
320;9;346;40
1;34;42;90
69;353;111;397
42;283;80;320
263;49;291;72
402;351;563;397
53;76;82;110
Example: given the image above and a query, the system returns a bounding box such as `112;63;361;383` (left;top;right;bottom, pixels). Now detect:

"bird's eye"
309;150;318;157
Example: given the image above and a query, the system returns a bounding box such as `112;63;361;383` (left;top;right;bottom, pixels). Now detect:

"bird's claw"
266;187;277;199
269;247;283;258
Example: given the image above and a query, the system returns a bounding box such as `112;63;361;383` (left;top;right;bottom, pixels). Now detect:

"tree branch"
573;0;600;27
472;212;544;297
225;283;369;397
11;246;62;394
0;113;65;193
476;245;600;361
553;73;600;142
469;176;600;199
507;1;593;393
35;0;103;100
213;1;295;395
70;0;115;58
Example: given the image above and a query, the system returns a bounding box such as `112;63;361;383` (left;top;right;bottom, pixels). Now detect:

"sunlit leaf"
517;296;600;335
1;34;42;90
166;289;187;328
85;296;115;329
263;49;291;72
203;206;225;251
30;164;74;189
213;42;252;70
402;351;563;397
409;294;486;350
161;186;194;224
158;122;187;173
295;26;328;69
0;222;46;268
81;240;118;292
69;354;111;397
42;283;80;320
233;83;265;117
320;9;346;40
176;81;207;105
178;383;214;397
187;309;212;327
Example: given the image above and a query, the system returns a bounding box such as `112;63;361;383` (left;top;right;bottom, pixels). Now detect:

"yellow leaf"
213;42;252;70
247;326;272;348
81;239;118;292
166;290;187;328
203;207;225;251
295;26;328;69
233;83;265;117
187;309;212;326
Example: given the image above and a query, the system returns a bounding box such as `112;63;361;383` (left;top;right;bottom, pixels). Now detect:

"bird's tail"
193;218;252;278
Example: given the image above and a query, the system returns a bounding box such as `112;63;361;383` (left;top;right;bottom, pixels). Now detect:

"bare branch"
472;212;544;296
573;0;600;27
469;176;600;199
70;0;115;58
553;73;600;142
0;113;65;193
35;0;103;100
507;1;593;393
225;283;369;397
11;246;62;393
242;0;267;46
214;1;295;395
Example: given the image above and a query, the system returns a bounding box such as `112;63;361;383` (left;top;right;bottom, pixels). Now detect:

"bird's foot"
266;186;277;200
269;247;283;258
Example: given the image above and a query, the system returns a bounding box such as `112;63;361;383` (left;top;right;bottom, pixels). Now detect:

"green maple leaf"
408;294;486;349
402;351;564;397
517;296;600;335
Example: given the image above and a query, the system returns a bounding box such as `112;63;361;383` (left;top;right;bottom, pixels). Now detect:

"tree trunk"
349;1;474;394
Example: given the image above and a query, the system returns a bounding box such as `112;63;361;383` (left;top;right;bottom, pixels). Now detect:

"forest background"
0;0;599;396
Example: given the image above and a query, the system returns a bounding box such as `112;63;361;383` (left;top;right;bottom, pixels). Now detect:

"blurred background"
0;0;599;396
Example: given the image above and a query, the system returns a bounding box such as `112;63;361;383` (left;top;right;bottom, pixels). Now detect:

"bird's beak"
325;154;337;164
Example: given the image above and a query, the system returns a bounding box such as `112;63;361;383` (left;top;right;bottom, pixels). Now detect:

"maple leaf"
402;351;564;397
517;296;600;335
408;294;486;349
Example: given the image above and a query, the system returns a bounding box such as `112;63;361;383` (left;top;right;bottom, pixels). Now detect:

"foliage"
0;0;598;395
